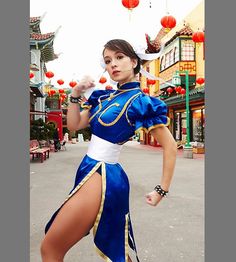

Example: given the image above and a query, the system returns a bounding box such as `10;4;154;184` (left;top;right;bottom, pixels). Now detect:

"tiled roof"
30;17;40;24
30;32;54;41
165;25;194;46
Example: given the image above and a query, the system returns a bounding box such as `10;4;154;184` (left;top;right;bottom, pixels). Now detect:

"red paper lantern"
146;79;153;85
105;85;113;90
57;79;64;85
122;0;139;10
29;72;34;79
45;71;54;78
58;89;64;94
60;93;67;98
160;15;176;32
196;77;205;85
167;87;173;94
99;76;107;84
69;81;77;88
175;86;182;93
143;88;149;94
180;88;186;95
192;30;205;43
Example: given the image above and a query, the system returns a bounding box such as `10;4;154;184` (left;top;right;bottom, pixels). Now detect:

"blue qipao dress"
45;81;169;262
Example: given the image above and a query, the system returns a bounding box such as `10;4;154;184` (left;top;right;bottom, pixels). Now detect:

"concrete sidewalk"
30;141;204;262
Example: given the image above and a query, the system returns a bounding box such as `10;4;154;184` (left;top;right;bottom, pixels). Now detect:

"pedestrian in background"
53;128;60;152
41;39;177;262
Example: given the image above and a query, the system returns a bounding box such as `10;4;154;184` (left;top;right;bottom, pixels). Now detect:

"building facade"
140;1;205;149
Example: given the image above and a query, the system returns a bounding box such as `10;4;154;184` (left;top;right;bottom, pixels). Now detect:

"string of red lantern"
192;30;205;43
69;81;77;88
146;79;156;85
167;87;173;95
30;72;34;79
57;79;64;85
105;85;113;90
121;0;139;21
160;15;176;32
45;71;54;79
99;76;107;84
196;77;205;85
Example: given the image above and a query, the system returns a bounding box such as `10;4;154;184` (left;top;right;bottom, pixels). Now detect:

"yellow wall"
141;0;205;89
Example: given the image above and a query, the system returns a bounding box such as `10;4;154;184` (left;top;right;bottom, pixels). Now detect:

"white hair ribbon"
98;42;175;88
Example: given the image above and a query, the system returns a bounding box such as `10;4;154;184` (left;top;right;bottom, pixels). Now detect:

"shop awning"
163;86;205;106
30;82;44;98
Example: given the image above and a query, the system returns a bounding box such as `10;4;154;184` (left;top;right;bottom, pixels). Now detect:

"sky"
30;0;203;87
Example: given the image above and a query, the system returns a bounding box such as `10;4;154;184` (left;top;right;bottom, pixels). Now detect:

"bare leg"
128;255;132;262
40;172;102;262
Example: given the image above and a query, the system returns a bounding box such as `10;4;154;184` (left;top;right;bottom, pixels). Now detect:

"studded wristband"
154;185;169;197
70;95;82;104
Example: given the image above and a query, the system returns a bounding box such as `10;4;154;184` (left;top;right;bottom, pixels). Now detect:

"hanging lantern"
121;0;139;21
122;0;139;10
160;15;176;32
196;77;205;85
180;88;186;95
167;87;173;95
45;71;54;79
50;89;56;95
143;87;149;94
69;81;77;88
99;76;107;84
29;72;34;79
175;86;182;94
58;89;65;94
57;79;64;85
192;30;205;43
146;78;153;85
105;85;113;90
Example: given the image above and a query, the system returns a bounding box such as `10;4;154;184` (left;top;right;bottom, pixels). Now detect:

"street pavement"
30;141;204;262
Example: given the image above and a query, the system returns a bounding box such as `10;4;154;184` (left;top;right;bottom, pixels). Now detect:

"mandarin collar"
117;81;140;90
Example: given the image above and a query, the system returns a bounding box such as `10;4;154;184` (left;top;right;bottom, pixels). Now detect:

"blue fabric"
45;82;169;261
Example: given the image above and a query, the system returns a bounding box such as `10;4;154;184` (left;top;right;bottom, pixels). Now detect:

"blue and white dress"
45;81;169;262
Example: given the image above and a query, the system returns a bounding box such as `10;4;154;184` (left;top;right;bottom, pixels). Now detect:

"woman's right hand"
71;75;96;97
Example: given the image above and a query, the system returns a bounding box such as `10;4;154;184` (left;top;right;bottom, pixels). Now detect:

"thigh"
43;172;102;255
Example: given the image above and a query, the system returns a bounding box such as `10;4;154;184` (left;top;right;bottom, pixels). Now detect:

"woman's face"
103;48;137;85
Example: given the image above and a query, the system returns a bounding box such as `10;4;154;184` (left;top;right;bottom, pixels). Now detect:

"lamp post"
172;71;193;159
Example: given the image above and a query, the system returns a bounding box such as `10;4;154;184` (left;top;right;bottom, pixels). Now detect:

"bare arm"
67;75;95;131
146;126;177;206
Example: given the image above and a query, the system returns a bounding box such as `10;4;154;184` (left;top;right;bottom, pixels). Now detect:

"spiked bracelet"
154;185;169;197
70;95;82;104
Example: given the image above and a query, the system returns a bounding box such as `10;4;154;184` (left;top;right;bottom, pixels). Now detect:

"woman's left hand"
145;190;163;206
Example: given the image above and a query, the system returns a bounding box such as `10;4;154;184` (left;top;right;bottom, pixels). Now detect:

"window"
181;41;194;61
174;47;179;62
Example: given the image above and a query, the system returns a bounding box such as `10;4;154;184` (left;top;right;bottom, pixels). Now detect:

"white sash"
87;135;123;164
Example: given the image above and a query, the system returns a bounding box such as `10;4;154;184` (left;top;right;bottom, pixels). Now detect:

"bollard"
183;146;193;159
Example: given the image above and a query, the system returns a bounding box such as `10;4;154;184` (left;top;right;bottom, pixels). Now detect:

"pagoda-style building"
30;15;63;140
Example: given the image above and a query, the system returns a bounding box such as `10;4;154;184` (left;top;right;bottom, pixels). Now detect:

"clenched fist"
71;75;96;97
145;190;164;206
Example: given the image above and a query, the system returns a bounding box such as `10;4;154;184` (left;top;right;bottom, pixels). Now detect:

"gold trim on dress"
63;162;102;203
88;88;141;123
135;117;170;134
93;162;113;261
125;213;129;262
80;103;92;110
98;93;141;127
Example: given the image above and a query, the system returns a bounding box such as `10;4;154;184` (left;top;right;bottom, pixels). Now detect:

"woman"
41;39;177;262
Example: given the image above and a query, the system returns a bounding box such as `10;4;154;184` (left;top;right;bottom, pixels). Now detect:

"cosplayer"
40;39;177;262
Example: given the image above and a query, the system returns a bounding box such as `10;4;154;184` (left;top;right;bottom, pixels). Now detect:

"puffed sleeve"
81;90;113;110
127;93;170;133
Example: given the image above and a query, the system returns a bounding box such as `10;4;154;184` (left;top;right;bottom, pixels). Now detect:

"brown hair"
103;39;141;75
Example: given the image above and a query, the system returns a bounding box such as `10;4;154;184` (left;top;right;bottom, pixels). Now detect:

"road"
30;141;204;262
